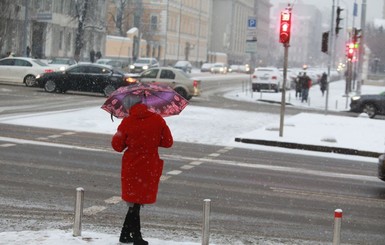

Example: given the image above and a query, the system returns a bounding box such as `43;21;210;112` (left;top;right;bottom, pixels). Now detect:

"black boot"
131;204;148;245
119;207;134;243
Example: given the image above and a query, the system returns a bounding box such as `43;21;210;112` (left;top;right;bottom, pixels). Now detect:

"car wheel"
103;85;116;97
44;79;58;93
174;87;188;100
362;103;377;118
24;75;36;87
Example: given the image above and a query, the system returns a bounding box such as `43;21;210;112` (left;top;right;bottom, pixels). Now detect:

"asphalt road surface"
1;80;384;244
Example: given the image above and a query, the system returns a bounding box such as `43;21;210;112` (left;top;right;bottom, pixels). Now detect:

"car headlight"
36;74;42;79
351;96;361;101
130;65;135;69
59;66;66;71
143;65;149;70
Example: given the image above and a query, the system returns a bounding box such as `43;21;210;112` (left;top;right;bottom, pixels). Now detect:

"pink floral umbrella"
101;82;189;119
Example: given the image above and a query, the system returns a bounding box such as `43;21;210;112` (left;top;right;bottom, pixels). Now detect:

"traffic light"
347;42;354;60
321;32;329;53
335;7;343;35
279;10;291;44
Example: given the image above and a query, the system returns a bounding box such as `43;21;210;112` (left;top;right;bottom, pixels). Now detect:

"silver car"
136;67;201;100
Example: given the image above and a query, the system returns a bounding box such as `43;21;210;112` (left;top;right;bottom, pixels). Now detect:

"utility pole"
278;6;292;137
325;0;336;114
357;0;367;95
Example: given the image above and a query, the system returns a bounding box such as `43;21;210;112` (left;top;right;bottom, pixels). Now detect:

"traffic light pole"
325;0;336;114
279;42;289;137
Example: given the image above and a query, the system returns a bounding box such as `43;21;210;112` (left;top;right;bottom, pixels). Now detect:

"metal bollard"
73;187;84;237
332;209;343;245
202;199;211;245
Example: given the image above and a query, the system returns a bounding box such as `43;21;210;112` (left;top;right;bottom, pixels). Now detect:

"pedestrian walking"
111;103;174;244
295;72;302;98
300;72;311;103
320;72;327;96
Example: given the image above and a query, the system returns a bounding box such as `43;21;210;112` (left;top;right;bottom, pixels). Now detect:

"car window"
141;69;158;78
68;66;87;73
0;59;15;66
14;59;32;67
160;69;175;79
88;66;111;74
136;59;150;64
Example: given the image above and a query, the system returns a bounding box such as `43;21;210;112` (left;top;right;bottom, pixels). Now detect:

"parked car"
48;57;77;71
129;57;159;74
200;63;213;72
135;67;201;100
0;57;55;86
210;63;228;74
36;63;134;96
252;67;284;93
349;91;385;118
174;60;192;73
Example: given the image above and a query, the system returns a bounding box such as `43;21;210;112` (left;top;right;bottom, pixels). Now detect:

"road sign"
248;17;257;30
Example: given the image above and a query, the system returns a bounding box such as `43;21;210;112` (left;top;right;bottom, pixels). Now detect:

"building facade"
0;0;107;61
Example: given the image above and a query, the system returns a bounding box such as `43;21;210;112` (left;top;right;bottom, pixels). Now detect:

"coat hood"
128;103;154;119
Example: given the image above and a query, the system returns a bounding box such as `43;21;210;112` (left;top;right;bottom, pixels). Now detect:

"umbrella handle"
110;113;114;122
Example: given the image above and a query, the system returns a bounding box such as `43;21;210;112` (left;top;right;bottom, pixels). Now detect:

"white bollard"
202;199;211;245
332;209;343;245
73;187;84;237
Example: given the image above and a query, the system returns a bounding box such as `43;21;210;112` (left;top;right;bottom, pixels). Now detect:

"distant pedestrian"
300;72;311;103
95;51;102;60
90;49;95;63
295;72;302;98
320;72;327;96
26;46;31;57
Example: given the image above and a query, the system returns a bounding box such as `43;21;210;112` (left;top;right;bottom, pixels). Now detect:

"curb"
234;138;382;158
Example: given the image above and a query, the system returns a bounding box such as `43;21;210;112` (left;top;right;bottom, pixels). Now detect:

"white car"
252;67;283;93
210;63;228;74
129;57;159;74
136;67;201;100
0;57;54;86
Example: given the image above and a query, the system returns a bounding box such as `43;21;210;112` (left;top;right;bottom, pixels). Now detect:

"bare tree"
108;0;133;37
0;1;16;56
73;0;90;61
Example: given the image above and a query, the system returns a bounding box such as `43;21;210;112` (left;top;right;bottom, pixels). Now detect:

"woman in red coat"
112;103;173;245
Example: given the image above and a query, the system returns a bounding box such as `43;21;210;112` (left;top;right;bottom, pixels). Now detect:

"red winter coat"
111;104;173;204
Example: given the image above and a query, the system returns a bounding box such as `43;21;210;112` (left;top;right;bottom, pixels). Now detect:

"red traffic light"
347;42;354;59
279;11;291;43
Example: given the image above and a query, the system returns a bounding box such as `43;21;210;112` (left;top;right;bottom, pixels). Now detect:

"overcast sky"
272;0;383;22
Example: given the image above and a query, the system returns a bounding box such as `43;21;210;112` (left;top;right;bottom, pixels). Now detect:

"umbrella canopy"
101;82;189;119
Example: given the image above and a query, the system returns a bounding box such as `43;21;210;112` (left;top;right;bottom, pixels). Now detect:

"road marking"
62;132;76;135
0;143;16;147
190;161;203;165
181;165;195;170
47;134;62;138
160;175;171;181
167;170;182;175
36;137;49;140
208;153;220;157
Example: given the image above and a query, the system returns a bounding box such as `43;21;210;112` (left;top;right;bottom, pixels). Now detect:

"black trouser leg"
119;207;134;243
131;204;148;245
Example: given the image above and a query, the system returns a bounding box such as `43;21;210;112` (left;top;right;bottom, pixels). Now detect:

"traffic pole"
202;199;211;245
332;209;343;245
73;187;84;237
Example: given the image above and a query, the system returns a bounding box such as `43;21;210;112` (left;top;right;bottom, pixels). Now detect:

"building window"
150;15;158;31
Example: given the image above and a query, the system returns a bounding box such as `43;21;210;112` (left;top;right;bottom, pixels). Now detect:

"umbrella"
101;82;189;119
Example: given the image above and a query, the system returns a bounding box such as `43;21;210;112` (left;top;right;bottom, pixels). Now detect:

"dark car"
174;60;192;73
36;64;134;96
349;91;385;118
